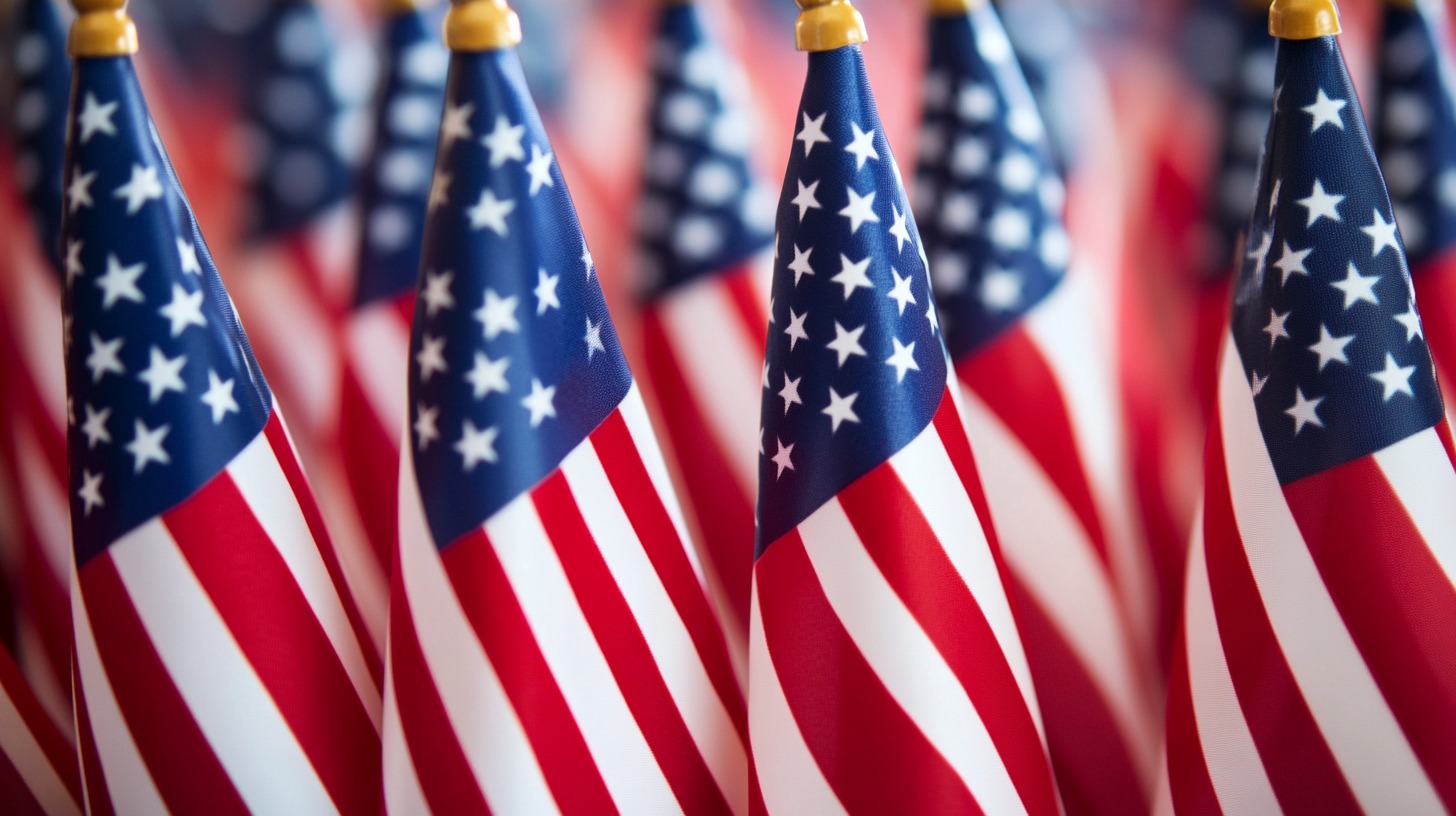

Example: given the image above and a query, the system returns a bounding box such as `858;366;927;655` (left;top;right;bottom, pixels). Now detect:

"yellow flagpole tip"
1383;0;1418;7
1269;0;1342;39
928;0;985;16
795;0;867;52
445;0;521;51
383;0;441;13
69;0;139;57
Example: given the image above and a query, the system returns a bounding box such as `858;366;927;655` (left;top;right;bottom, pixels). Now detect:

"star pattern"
6;0;70;273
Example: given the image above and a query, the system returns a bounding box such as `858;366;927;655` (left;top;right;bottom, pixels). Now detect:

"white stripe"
484;490;681;814
395;447;559;815
745;248;774;313
71;558;168;815
308;451;389;657
228;430;381;727
1217;335;1444;813
110;523;336;814
345;305;410;438
380;667;430;816
15;426;70;584
798;499;1027;814
561;440;746;814
1181;514;1282;815
619;386;699;572
0;670;80;816
304;206;360;307
747;583;847;816
1373;426;1456;586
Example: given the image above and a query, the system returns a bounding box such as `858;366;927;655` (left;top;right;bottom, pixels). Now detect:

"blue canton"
757;45;947;552
354;7;446;308
636;2;773;298
916;5;1070;360
409;48;631;549
62;57;272;561
3;0;70;271
1233;36;1443;485
990;0;1091;173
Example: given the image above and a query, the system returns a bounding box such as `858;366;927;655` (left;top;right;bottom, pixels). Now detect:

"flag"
61;16;382;811
0;643;80;816
636;0;774;651
381;8;746;812
1161;14;1456;813
332;0;447;665
750;8;1059;812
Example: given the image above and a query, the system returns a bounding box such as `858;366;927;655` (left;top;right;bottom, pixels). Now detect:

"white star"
137;346;187;403
465;351;510;399
428;172;452;212
791;179;822;221
788;245;816;286
762;361;770;391
77;93;118;143
1245;228;1273;272
77;469;104;516
176;238;201;275
1307;324;1355;371
1360;209;1401;258
401;41;448;83
534;268;561;314
582;246;595;278
414;404;441;451
85;333;125;382
480;115;526;166
1330;262;1381;309
440;101;474;147
95;254;145;309
980;267;1023;311
888;204;912;254
839;186;880;234
1263;308;1291;348
125;420;171;473
940;193;979;234
998;152;1039;192
158;284;207;337
886;337;920;383
415;334;448;382
1267;177;1283;218
1251;370;1269;396
521;378;557;427
826;322;868;367
65;239;84;286
926;296;941;333
1394;302;1424;342
584;316;606;361
421;269;456;317
831;253;874;300
779;373;803;414
770;437;795;479
988;207;1031;249
796;111;830;156
467;189;516;236
822;388;860;433
200;370;239;423
1284;387;1325;435
784;308;810;350
843;122;879;170
1297;178;1344;227
1369;353;1417;401
887;268;916;316
455;420;500;471
113;164;164;215
80;404;111;448
951;136;990;177
474;288;520;339
67;169;96;213
957;83;997;121
525;144;555;197
1273;241;1312;285
1302;87;1348;133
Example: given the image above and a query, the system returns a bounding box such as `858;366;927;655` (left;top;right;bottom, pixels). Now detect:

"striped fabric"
0;643;80;816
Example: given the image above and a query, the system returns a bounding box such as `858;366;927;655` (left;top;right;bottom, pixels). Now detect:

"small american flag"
1162;29;1456;814
751;37;1059;814
636;0;774;651
915;4;1160;812
382;36;747;814
61;48;382;813
0;643;80;816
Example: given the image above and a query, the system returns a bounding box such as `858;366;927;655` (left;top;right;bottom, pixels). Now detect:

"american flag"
915;4;1160;812
0;643;80;815
1161;30;1456;814
751;37;1059;814
333;1;447;665
61;47;383;812
382;38;747;814
0;0;75;730
636;1;774;652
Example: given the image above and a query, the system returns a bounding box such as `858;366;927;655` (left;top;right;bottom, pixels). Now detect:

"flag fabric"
1161;29;1456;814
915;5;1160;813
381;30;747;815
636;0;774;651
61;40;383;813
0;642;81;816
332;0;447;664
750;34;1060;815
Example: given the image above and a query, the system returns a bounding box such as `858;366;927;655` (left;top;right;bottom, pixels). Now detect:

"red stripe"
957;325;1110;568
1163;618;1219;815
442;530;618;815
77;554;249;815
18;532;70;720
0;645;78;804
1285;453;1456;812
589;411;747;736
283;234;346;324
837;464;1060;816
1413;251;1456;395
0;737;46;816
70;652;114;816
338;361;401;571
532;471;733;816
720;264;770;356
755;532;985;816
930;393;1001;548
1438;421;1456;472
162;470;381;816
1202;412;1361;813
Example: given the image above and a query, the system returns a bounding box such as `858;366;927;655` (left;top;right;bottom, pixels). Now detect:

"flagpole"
381;0;439;11
444;0;521;51
927;0;982;16
68;0;138;56
793;0;867;51
1269;0;1341;38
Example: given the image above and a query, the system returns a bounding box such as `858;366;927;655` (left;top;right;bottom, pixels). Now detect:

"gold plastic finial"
445;0;521;51
383;0;441;13
1269;0;1342;39
928;0;985;15
69;0;139;56
795;0;867;52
